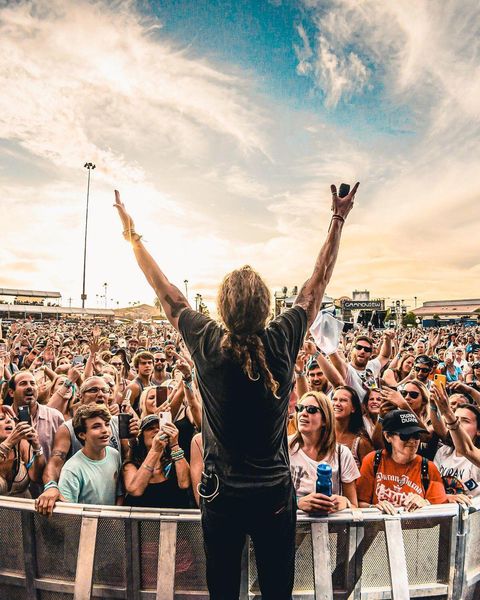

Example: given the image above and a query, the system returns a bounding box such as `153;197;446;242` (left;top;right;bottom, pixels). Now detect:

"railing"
0;496;479;600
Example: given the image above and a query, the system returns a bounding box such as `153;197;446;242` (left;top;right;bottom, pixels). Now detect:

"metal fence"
0;496;479;600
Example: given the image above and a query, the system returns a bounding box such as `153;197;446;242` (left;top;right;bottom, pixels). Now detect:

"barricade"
0;496;479;599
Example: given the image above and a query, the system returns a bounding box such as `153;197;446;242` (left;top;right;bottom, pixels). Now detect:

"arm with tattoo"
294;183;359;328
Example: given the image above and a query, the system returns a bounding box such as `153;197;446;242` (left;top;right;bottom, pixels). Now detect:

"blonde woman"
289;391;359;513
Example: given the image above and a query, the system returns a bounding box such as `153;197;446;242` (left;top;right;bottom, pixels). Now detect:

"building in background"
413;299;480;326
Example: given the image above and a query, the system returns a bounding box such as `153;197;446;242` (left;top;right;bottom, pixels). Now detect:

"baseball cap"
415;354;433;367
140;414;160;433
382;410;427;435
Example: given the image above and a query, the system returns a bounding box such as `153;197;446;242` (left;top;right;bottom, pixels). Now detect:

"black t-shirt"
179;306;307;494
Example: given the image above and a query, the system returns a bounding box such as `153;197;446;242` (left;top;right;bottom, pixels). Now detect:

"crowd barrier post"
73;512;99;600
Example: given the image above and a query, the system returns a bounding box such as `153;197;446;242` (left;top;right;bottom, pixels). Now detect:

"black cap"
140;414;159;433
415;354;433;367
382;410;427;435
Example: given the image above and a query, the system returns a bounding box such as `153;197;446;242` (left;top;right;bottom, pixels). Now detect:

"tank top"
0;447;31;497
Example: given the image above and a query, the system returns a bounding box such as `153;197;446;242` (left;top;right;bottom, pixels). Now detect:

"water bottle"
316;463;332;496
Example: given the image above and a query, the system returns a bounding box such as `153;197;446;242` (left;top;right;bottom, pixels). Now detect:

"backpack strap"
373;449;382;477
421;456;430;493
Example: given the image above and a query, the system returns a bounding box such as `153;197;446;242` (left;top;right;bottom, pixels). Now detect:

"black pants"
201;483;296;600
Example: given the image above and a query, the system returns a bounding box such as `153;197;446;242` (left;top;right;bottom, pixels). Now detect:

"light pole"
184;279;189;300
81;162;96;309
103;282;108;308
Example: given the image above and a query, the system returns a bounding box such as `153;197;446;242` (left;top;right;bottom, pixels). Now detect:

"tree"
402;311;417;327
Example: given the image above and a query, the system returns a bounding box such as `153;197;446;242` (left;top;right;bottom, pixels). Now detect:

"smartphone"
159;411;172;428
156;386;168;407
18;405;31;424
118;413;132;439
338;183;350;198
72;355;84;367
122;389;132;411
433;373;447;390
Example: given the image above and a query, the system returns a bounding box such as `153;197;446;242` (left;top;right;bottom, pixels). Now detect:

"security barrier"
0;496;479;600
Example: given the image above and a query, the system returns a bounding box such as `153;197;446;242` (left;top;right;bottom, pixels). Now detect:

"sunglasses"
295;404;322;415
394;432;422;442
154;358;166;363
400;389;420;399
355;344;372;353
414;366;430;373
84;387;110;394
111;363;123;368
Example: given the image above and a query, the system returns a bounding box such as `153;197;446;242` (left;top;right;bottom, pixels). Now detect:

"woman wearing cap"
123;414;191;508
356;409;446;514
289;391;359;513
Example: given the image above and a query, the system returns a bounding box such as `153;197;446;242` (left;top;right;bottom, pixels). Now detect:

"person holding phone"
114;182;358;599
123;414;190;508
0;405;46;497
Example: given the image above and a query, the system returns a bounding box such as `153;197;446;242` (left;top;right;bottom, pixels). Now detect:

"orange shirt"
356;450;447;507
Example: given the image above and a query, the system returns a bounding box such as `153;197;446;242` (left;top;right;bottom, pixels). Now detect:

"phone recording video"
156;386;168;407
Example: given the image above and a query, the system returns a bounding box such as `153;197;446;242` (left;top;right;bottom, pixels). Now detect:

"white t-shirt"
434;445;480;497
289;440;360;497
345;357;382;401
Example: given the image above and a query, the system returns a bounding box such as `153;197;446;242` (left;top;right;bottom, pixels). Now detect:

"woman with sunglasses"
289;392;359;513
356;409;446;514
333;386;374;468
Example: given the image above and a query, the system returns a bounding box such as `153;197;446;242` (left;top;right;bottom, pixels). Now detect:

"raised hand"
330;182;360;220
113;190;135;234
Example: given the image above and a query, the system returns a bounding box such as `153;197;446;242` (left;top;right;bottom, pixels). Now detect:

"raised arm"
294;183;359;328
114;190;192;330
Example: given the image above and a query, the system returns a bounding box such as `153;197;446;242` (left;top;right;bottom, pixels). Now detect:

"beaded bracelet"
142;464;154;472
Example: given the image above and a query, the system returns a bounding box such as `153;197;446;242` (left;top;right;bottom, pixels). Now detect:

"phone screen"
156;386;168;407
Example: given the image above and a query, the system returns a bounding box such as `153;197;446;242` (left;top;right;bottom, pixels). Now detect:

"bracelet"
170;444;180;450
184;379;193;391
172;451;185;462
44;480;59;491
445;418;460;431
295;370;306;377
123;229;143;242
142;464;154;473
63;379;73;388
33;446;43;457
429;403;438;413
331;215;345;223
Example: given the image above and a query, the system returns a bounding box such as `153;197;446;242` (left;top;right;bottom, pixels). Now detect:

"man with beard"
8;371;64;461
332;333;393;401
151;351;169;386
413;355;435;389
163;341;177;374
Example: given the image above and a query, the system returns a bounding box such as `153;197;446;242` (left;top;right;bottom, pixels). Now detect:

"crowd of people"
1;317;479;515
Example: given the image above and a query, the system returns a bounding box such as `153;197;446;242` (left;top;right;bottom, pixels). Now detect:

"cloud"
0;0;269;187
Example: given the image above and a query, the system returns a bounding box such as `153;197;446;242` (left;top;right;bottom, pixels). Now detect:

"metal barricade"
0;496;479;600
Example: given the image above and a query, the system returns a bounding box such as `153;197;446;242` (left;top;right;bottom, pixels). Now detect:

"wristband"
295;371;306;377
142;464;154;473
44;480;59;490
184;379;193;391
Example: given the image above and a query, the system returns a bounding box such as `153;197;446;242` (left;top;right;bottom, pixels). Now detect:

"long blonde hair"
138;385;157;418
289;391;337;461
218;265;280;398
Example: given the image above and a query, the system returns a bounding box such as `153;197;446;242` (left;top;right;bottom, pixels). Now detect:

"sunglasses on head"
414;366;430;373
295;404;322;415
400;389;420;399
355;344;372;353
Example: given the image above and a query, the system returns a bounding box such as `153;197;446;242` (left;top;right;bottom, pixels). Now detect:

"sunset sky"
1;0;479;313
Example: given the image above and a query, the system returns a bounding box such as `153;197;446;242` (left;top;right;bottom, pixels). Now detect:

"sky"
1;0;479;314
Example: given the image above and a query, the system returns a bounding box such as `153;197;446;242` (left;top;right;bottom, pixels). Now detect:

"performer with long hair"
114;181;359;600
